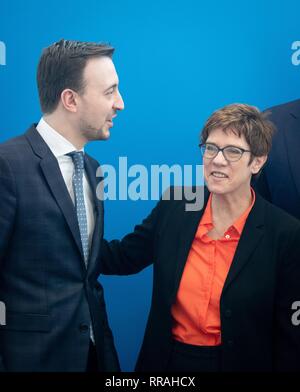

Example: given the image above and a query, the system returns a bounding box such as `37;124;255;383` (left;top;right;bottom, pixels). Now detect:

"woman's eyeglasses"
199;143;252;162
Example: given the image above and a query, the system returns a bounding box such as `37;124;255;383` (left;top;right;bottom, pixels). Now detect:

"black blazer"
0;126;119;372
255;99;300;220
101;188;300;372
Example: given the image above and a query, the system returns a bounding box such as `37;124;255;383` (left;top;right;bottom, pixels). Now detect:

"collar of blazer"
25;125;103;272
171;187;265;302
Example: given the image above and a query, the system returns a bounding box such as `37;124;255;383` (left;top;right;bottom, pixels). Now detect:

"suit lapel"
284;109;300;198
222;194;265;293
25;126;85;262
40;156;85;260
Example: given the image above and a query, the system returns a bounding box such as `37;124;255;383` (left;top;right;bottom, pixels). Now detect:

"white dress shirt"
36;118;95;252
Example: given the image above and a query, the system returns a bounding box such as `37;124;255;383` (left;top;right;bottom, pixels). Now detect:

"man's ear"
251;155;268;175
60;89;78;113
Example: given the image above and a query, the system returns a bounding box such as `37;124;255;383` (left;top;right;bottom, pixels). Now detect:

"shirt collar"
36;117;84;158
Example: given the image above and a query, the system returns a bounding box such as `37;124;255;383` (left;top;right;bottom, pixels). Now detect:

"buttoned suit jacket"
0;125;119;372
101;188;300;372
255;99;300;220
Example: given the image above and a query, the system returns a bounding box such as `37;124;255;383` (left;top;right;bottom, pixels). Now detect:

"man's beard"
79;120;110;141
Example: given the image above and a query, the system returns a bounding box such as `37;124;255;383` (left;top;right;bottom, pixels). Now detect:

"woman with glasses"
101;104;300;372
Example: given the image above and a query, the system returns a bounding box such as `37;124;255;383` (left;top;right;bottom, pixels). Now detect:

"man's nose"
114;91;124;111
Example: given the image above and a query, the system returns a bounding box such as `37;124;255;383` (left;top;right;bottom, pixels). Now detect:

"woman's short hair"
201;103;275;160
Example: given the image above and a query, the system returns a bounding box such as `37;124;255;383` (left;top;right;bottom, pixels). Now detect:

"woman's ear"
251;155;268;175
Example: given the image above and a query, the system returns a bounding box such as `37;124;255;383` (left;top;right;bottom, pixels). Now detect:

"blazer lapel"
169;188;265;302
284;109;300;198
25;126;85;262
171;187;209;302
222;194;265;293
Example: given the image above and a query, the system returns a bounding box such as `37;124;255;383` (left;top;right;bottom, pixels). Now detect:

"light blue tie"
68;151;89;265
68;151;95;343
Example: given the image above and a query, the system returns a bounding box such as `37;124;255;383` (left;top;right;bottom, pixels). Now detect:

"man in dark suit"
255;99;300;220
0;39;124;371
101;104;300;372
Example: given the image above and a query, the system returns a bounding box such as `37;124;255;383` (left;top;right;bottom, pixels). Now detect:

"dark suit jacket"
0;125;119;372
255;99;300;220
101;188;300;372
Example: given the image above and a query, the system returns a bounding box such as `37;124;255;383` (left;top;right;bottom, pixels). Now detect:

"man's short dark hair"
37;39;114;114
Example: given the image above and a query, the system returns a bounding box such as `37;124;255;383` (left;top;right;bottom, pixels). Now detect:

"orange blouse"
171;189;255;346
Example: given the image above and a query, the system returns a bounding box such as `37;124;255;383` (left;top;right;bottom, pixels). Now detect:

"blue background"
1;0;300;371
